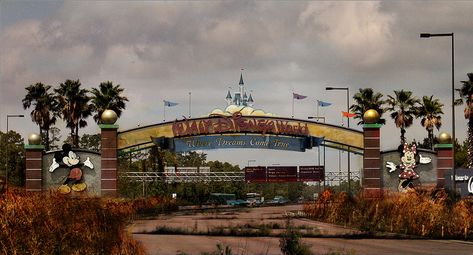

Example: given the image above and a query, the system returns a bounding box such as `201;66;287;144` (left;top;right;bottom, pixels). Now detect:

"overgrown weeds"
147;221;319;238
303;188;473;239
0;189;175;254
132;196;178;216
279;217;312;255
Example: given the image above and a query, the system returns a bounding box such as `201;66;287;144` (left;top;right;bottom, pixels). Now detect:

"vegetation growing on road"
146;222;320;238
174;220;354;255
279;218;312;255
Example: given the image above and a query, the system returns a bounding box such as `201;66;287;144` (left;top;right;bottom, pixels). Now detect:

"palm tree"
22;83;57;151
456;72;473;167
55;79;92;147
90;81;128;124
386;90;420;144
350;88;386;125
417;95;444;149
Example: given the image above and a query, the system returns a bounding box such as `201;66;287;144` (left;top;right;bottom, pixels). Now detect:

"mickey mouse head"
49;144;94;173
63;150;80;167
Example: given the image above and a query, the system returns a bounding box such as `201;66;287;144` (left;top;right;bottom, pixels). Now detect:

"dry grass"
304;189;473;239
0;189;175;255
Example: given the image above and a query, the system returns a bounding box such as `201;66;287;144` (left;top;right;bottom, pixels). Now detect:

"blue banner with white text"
173;134;322;152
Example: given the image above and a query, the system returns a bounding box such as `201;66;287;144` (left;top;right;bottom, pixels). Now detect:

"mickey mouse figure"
386;143;431;192
49;144;94;195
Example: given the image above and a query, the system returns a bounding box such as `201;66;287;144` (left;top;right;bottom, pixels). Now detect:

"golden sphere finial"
28;133;41;145
438;132;452;144
363;109;380;124
101;109;118;124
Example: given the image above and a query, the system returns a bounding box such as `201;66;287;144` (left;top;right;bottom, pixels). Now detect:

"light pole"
307;116;325;178
326;86;351;193
5;114;24;189
420;32;455;190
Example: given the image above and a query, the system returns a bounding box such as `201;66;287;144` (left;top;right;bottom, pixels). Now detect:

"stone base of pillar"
25;144;45;192
363;124;382;199
434;143;453;188
100;124;118;197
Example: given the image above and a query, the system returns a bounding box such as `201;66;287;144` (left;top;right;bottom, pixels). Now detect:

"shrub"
303;188;473;239
279;218;312;255
0;189;145;254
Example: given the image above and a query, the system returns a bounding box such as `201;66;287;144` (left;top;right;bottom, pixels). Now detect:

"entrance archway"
117;114;364;154
118;114;364;188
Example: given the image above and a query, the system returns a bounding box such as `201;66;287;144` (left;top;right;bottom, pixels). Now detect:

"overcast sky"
1;1;473;172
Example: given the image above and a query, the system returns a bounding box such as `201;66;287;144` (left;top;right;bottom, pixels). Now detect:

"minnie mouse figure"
386;143;431;192
49;144;94;195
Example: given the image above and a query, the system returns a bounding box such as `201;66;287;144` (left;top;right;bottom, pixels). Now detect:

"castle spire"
226;90;232;105
248;93;254;107
238;73;244;104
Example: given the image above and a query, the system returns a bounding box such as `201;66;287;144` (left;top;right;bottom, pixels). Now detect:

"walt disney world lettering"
172;113;309;137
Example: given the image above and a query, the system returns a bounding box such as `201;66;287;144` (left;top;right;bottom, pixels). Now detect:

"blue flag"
163;100;178;107
317;100;332;107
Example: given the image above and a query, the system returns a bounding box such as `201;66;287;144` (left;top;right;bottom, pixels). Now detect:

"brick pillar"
25;144;45;192
434;143;453;188
100;124;118;196
363;124;382;198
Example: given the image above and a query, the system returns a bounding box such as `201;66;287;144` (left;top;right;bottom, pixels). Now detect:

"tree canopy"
386;90;420;144
22;82;57;150
90;81;128;124
350;88;386;125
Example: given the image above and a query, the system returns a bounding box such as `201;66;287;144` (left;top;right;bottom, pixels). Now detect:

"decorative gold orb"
438;132;452;144
101;109;118;124
363;109;380;124
28;133;41;145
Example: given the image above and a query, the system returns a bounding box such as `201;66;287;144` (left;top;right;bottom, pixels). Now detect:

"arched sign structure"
117;114;364;154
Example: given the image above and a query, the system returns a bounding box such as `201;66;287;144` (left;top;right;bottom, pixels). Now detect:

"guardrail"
121;171;360;183
122;171;245;182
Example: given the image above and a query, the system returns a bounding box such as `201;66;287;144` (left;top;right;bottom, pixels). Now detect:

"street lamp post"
5;114;24;189
420;32;455;190
326;87;351;193
308;116;326;188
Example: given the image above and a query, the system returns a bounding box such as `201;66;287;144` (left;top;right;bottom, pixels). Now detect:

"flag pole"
291;90;294;118
188;92;192;118
323;139;326;189
163;101;166;122
316;101;319;120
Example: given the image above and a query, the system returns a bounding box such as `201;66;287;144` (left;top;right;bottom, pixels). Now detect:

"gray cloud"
1;1;473;169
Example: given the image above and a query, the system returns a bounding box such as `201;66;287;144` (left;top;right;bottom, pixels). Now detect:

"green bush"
279;218;312;255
